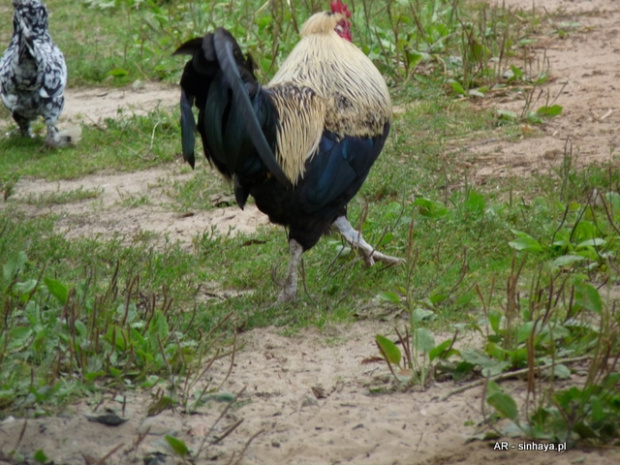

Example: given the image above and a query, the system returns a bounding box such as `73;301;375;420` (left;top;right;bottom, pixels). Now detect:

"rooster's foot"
333;216;403;266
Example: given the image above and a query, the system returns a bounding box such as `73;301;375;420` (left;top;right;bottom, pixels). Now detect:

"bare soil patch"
2;0;620;464
2;82;272;245
1;321;614;465
8;165;270;248
466;0;620;183
62;82;179;127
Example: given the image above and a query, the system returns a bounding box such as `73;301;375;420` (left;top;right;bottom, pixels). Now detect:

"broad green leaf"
460;348;495;366
538;323;570;341
488;311;502;334
605;192;620;214
487;391;519;421
509;348;528;367
414;328;436;354
554;386;581;409
497;420;524;438
509;231;543;253
377;291;401;305
429;290;447;306
428;338;455;361
3;251;27;282
107;325;127;350
573;421;600;439
576;238;606;248
590;396;605;423
449;79;466;95
149;396;174;416
33;449;49;464
486;380;502;397
406;51;424;70
535;104;563;118
485;341;508;361
468;88;485;98
460;348;509;376
413;197;448;218
148;310;170;346
74;320;87;337
465;190;486;215
108;67;128;77
496;109;517;121
509;64;524;81
526;112;544;124
165;435;189;458
14;279;37;296
44;278;69;304
412;307;435;323
574;280;603;314
573;220;598;242
84;371;106;382
131;328;148;351
549;364;571;380
376;334;402;366
517;320;536;343
9;326;32;349
140;375;160;389
551;255;584;269
33;328;50;354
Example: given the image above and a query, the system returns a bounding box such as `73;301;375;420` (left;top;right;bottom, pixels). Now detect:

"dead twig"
227;428;265;465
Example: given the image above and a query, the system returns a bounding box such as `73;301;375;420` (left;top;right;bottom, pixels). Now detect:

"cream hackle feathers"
265;12;392;184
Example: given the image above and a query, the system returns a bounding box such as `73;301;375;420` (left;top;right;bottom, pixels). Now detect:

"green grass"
0;109;181;184
0;0;539;88
0;0;618;445
22;187;103;206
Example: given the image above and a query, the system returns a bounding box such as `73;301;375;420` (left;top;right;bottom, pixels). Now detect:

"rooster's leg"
333;216;403;266
277;239;304;302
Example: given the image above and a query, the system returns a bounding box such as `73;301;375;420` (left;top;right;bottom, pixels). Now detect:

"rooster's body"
0;0;70;147
176;2;400;301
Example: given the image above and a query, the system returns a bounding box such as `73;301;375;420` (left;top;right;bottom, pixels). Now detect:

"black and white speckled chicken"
0;0;77;147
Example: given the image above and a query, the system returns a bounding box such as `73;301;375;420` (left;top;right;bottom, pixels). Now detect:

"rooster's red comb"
330;0;351;18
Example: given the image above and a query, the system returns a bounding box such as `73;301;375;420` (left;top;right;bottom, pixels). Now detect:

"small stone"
311;385;327;399
132;79;145;91
301;396;319;408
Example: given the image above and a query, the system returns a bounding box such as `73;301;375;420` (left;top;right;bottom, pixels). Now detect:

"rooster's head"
330;0;352;42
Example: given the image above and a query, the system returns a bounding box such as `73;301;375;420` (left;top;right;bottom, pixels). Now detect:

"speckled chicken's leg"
42;94;70;147
43;119;81;148
333;216;403;266
12;113;32;138
44;124;59;147
277;239;304;302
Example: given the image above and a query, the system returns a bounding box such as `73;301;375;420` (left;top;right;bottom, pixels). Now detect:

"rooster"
175;0;401;302
0;0;76;147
